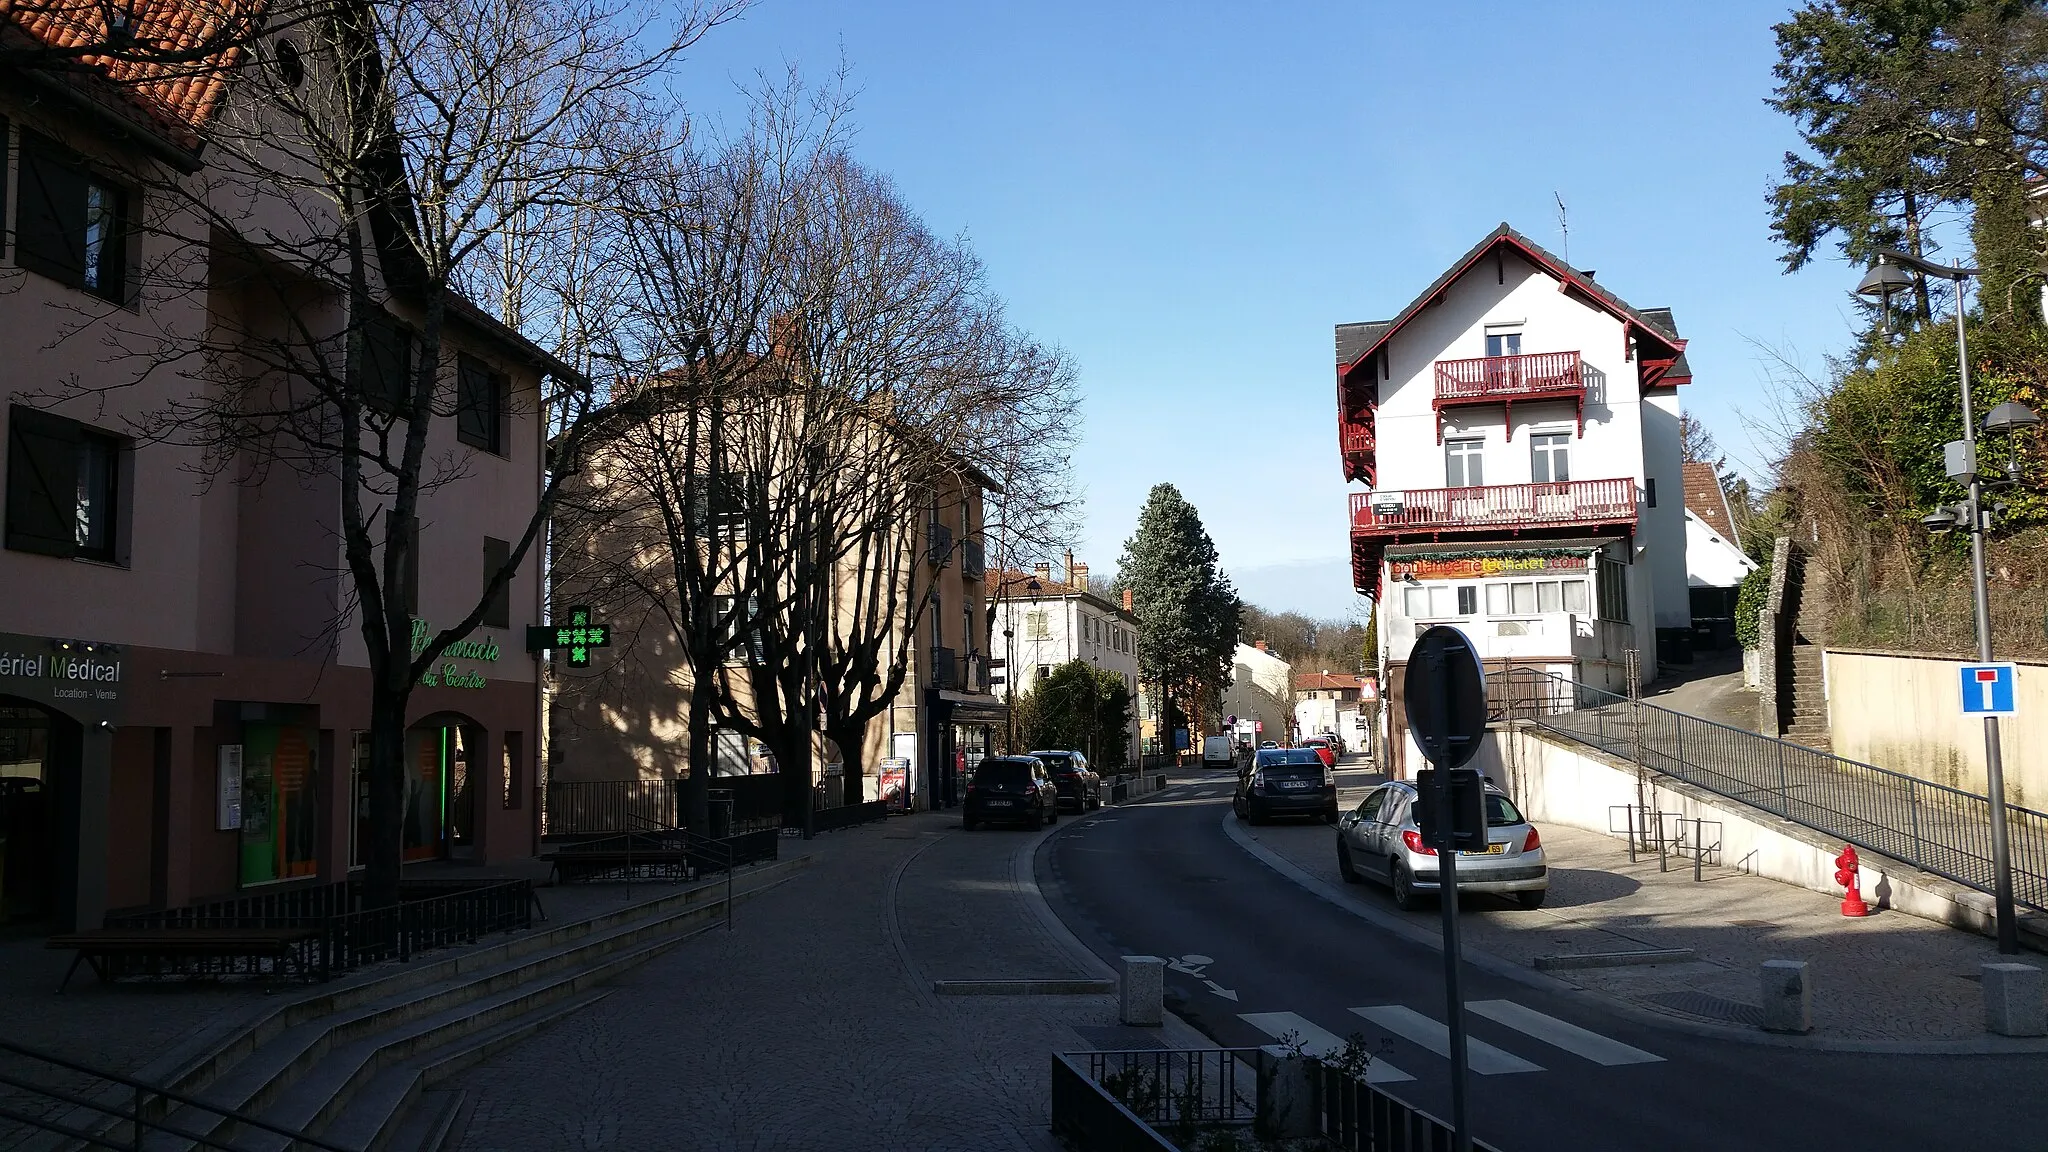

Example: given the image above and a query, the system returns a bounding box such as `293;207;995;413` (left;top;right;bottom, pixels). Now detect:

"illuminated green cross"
525;605;611;667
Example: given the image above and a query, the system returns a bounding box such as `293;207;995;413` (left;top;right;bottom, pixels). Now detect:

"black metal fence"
810;799;888;834
1054;1048;1498;1151
103;877;534;980
1493;665;2048;913
546;776;785;837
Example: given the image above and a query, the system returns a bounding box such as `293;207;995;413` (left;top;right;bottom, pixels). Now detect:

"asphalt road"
1037;767;2048;1151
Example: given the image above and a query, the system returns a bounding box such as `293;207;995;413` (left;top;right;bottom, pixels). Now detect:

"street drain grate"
1642;991;1765;1026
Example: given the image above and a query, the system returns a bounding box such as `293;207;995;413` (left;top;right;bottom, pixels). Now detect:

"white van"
1201;735;1235;769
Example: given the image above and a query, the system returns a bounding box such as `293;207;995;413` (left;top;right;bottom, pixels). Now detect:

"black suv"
963;756;1059;830
1030;749;1102;812
1234;747;1338;825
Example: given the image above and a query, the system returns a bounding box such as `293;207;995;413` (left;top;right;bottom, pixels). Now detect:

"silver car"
1335;780;1548;911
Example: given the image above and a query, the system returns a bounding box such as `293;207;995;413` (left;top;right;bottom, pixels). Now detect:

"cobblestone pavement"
449;810;1192;1152
1237;775;2007;1043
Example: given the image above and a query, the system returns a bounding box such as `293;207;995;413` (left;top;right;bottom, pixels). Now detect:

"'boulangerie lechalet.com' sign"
0;632;124;719
1389;554;1589;581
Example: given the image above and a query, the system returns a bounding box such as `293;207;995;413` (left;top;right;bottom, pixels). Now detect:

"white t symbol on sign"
1977;669;2001;709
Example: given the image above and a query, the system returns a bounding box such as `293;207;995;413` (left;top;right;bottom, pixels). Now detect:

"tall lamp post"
1858;250;2040;953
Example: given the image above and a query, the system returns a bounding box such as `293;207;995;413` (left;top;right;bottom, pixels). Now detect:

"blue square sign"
1960;663;2018;716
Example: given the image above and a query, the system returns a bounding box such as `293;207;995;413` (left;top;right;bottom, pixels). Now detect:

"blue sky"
672;1;1866;619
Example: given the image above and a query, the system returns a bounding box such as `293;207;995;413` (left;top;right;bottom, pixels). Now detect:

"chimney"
1033;562;1051;583
1071;561;1089;590
1254;640;1268;653
1122;588;1133;612
767;313;795;361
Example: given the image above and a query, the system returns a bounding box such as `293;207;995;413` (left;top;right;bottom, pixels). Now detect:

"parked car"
1258;741;1279;750
1201;735;1236;770
1335;779;1548;911
1031;749;1102;811
1299;737;1337;770
962;756;1059;830
1233;747;1338;825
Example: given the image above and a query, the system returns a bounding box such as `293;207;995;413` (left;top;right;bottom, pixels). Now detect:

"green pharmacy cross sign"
526;606;611;667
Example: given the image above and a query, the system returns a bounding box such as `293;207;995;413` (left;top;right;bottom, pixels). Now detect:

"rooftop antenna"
1555;192;1569;267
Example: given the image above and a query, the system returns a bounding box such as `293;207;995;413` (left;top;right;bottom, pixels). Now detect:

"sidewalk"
1235;770;2018;1046
446;809;1204;1151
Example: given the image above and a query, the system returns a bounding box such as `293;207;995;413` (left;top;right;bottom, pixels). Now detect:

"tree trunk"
363;680;409;910
832;726;866;808
683;673;713;833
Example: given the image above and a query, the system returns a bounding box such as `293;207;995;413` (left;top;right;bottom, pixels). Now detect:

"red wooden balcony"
1350;478;1637;537
1342;422;1375;454
1432;350;1585;441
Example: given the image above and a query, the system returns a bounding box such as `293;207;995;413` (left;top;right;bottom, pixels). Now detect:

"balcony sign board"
1391;554;1588;581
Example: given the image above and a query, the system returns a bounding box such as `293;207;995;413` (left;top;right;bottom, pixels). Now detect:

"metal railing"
1054;1048;1500;1152
1494;666;2048;912
930;646;958;691
1341;421;1375;454
0;1037;348;1150
102;878;534;980
544;778;679;835
1350;478;1636;534
1435;349;1584;403
960;537;987;579
927;521;954;566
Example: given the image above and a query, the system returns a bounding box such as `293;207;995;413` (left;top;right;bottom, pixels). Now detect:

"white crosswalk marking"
1237;1012;1414;1083
1350;1006;1544;1075
1466;1000;1663;1066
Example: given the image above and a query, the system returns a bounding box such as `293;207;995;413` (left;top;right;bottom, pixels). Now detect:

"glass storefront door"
0;706;52;923
238;723;319;886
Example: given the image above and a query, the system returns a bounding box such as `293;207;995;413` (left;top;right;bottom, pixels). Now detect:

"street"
1038;765;2048;1151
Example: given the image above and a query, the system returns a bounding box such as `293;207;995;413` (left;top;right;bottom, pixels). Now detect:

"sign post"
1404;625;1488;1152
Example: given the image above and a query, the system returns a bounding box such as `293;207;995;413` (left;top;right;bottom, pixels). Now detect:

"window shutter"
456;355;492;449
362;315;412;415
5;406;80;556
482;536;511;628
494;371;510;456
16;137;88;287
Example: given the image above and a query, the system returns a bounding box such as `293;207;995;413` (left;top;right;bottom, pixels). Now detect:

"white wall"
1685;510;1758;589
989;590;1142;759
1369;256;1647;499
1640;387;1690;629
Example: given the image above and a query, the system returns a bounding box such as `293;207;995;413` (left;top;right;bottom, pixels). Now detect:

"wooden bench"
46;927;323;992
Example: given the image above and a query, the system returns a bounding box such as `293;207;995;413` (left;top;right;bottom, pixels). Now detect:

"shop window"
456;354;509;455
16;132;129;302
1484;583;1508;615
1598;555;1629;622
1538;582;1562;613
1456;586;1478;615
6;405;125;562
502;731;523;809
1564;579;1590;615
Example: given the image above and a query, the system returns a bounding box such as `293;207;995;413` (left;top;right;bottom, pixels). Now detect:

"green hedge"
1735;556;1773;650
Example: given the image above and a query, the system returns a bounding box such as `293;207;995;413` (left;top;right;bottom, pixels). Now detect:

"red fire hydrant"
1835;845;1869;917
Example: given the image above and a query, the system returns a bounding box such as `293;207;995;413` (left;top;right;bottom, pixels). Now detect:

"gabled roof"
1334;222;1688;385
1294;672;1365;692
1681;461;1737;548
2;0;261;141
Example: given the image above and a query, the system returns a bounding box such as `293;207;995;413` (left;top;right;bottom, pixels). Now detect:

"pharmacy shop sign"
0;631;124;721
410;619;501;690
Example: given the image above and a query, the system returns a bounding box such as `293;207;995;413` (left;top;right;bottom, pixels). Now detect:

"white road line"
1237;1012;1413;1083
1350;1005;1544;1075
1466;1000;1663;1066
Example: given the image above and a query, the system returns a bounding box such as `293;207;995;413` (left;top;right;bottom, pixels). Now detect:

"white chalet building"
989;558;1143;764
1335;224;1691;776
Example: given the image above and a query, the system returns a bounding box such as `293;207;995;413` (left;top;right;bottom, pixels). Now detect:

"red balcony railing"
1434;350;1584;403
1342;423;1375;453
1350;478;1637;534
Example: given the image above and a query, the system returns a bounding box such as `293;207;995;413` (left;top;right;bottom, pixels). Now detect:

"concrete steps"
120;856;808;1152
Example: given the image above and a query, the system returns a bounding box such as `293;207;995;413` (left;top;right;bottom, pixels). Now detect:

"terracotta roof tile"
3;0;258;136
1682;461;1737;543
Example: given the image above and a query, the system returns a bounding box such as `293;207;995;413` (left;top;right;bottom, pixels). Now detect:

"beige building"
0;11;560;929
549;396;1002;819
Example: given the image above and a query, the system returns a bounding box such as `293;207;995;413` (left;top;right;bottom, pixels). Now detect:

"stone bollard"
1258;1046;1319;1139
1760;959;1812;1034
1983;963;2047;1037
1119;955;1164;1026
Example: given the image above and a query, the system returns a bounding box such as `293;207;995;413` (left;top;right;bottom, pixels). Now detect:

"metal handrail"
0;1036;349;1151
1495;665;2048;912
621;812;736;929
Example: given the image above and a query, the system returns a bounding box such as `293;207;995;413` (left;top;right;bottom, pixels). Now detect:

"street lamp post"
1859;249;2039;953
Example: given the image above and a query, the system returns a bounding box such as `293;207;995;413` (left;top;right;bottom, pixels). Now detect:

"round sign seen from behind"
1403;625;1488;769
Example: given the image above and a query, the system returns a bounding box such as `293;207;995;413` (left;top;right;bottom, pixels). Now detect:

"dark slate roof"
1637;308;1693;381
1335;322;1392;367
1332;222;1686;376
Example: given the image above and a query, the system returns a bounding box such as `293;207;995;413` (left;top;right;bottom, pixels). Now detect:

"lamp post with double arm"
1858;249;2040;953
